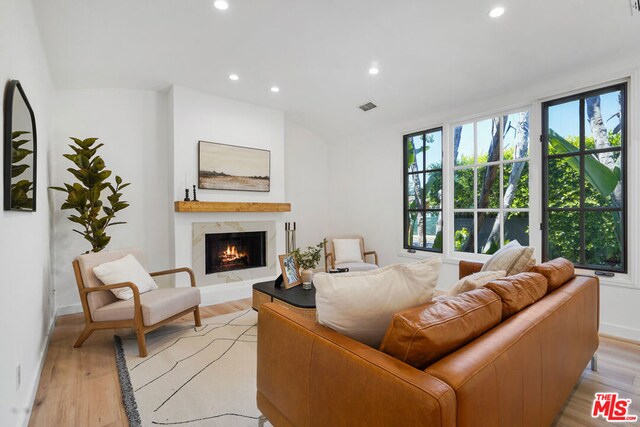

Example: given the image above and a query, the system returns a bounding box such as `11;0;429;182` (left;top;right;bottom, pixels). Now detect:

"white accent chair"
324;236;378;272
72;248;201;357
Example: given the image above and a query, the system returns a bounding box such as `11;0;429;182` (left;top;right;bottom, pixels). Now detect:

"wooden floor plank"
28;299;639;426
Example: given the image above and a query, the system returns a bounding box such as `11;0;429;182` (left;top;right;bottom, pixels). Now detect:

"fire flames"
220;245;246;264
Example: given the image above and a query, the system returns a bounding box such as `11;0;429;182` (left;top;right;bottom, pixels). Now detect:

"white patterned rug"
114;309;261;426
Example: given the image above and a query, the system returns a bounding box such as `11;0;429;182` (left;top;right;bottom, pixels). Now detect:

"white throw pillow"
481;240;535;276
314;257;442;348
93;254;158;300
332;239;363;264
447;270;507;296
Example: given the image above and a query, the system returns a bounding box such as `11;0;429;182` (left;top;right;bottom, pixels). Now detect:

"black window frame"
541;82;627;273
403;127;443;253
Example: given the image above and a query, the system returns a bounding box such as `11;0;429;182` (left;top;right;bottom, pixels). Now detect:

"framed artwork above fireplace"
198;141;270;192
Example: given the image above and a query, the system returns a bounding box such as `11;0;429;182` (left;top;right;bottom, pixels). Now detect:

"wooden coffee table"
252;280;316;320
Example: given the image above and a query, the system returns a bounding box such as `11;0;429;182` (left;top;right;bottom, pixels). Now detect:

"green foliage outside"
50;137;130;253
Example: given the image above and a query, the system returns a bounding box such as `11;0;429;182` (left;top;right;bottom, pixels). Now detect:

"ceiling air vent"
358;102;377;112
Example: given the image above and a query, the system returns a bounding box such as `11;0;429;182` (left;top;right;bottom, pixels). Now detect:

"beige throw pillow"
447;270;507;296
314;257;442;348
332;239;363;264
481;240;535;276
93;254;158;300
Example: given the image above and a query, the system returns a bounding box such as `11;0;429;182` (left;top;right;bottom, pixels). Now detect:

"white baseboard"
19;311;57;427
600;322;640;343
56;303;83;315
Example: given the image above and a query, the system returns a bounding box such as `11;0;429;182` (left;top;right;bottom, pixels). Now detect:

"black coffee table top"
253;280;316;309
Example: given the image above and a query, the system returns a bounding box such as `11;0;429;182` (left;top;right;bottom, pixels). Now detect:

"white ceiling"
33;0;640;140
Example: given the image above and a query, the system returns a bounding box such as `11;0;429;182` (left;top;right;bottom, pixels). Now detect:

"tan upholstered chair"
72;248;201;357
324;235;378;272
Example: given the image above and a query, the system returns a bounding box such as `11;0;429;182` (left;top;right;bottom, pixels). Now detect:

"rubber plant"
51;137;130;253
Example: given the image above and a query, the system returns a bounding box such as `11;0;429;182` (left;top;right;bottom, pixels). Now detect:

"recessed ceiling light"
214;0;229;10
488;6;505;18
229;74;239;81
368;67;379;75
270;86;280;93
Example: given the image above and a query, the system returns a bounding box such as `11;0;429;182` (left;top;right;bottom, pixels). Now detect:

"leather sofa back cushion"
379;288;502;370
530;257;574;292
484;272;548;319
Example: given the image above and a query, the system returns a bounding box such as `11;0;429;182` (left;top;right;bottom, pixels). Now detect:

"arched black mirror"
4;80;37;211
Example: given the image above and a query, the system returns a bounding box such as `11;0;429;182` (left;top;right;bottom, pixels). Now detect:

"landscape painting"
198;141;270;192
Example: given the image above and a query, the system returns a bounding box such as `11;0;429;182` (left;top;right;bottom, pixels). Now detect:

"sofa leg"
590;354;598;372
194;306;202;327
258;415;267;427
136;328;148;357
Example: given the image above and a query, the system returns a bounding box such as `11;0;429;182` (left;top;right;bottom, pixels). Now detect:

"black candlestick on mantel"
192;185;198;202
184;189;190;202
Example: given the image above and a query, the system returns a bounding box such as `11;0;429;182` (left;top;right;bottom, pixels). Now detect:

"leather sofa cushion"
530;258;574;292
379;288;502;370
484;272;548;319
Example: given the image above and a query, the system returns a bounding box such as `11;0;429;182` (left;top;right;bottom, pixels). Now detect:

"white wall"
170;86;288;303
329;63;640;342
51;89;172;312
0;0;55;425
284;120;330;250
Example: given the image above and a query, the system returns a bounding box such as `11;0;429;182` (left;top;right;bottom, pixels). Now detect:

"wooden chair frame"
72;261;202;357
324;236;378;272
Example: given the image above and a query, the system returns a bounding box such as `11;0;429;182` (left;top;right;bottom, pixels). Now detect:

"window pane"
505;211;529;246
407;173;423;210
548;157;580;208
548;100;579;152
425;211;442;250
477;165;500;209
425;171;441;209
477;118;499;164
585;151;622;208
584;90;622;150
407;212;424;248
477;212;499;254
503;162;529;209
503;112;530;160
406;135;424;173
454;168;474;209
454;123;474;166
425;130;442;169
547;211;580;263
585;210;622;269
454;212;474;253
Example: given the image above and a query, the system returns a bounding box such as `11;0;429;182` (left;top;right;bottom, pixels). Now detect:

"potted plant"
50;137;130;253
292;239;326;289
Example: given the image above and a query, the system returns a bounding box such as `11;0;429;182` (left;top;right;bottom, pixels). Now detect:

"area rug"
114;309;261;426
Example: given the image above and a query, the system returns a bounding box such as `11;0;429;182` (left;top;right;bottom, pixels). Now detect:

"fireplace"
205;231;267;274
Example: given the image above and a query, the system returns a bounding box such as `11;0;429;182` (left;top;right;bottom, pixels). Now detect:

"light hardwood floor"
28;299;639;426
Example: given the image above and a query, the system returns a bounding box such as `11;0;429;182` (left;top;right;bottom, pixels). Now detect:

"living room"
1;0;640;426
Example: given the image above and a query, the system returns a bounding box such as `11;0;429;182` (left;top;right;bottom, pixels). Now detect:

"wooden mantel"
174;201;291;213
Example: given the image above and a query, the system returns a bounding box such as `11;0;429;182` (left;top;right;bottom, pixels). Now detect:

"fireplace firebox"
205;231;267;274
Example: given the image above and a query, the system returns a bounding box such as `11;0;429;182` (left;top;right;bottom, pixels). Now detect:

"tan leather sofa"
256;260;599;426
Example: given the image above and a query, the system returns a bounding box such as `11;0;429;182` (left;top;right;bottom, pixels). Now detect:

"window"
542;83;626;272
452;112;530;254
403;127;443;252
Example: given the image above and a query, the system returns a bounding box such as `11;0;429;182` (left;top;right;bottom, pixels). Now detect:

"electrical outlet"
16;364;21;390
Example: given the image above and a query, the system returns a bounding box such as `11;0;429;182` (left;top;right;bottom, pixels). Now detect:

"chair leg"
258;415;268;427
194;306;202;327
74;326;95;348
591;354;598;372
136;327;148;357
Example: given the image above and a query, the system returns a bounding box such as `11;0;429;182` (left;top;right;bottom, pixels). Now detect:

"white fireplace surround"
192;221;277;286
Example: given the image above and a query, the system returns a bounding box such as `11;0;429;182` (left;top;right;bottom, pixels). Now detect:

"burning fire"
220;245;246;264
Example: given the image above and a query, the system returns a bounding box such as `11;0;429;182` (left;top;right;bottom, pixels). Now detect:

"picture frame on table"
278;253;302;289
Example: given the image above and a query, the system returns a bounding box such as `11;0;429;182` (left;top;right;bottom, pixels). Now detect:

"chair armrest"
324;252;334;272
82;282;143;321
458;260;483;279
257;303;456;426
364;250;378;265
150;267;197;287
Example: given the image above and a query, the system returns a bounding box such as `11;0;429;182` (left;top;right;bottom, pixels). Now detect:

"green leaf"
12;139;30;149
12;130;30;138
12;164;29;178
115;175;122;185
11;148;33;163
406;140;415;170
548;129;618;198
